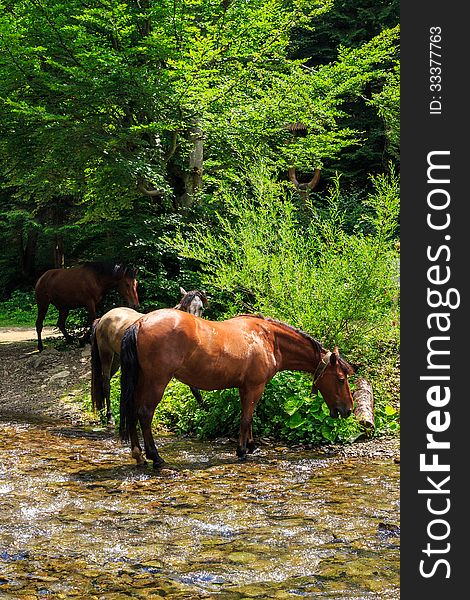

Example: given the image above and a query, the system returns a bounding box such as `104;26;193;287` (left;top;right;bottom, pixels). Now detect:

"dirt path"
0;326;61;344
0;333;94;425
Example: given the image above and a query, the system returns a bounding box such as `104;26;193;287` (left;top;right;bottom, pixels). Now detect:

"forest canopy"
0;0;398;298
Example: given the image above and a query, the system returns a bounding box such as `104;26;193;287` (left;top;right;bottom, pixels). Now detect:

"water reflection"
0;422;399;598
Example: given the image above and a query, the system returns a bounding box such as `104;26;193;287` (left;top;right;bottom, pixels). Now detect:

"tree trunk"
53;234;65;269
16;228;39;284
180;118;204;207
353;377;375;430
22;230;39;280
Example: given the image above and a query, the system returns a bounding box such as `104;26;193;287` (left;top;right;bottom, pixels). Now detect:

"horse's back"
135;310;277;390
35;266;95;308
137;309;273;349
97;307;143;355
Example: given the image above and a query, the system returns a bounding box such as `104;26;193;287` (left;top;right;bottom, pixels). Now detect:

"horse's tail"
119;323;139;442
90;319;105;413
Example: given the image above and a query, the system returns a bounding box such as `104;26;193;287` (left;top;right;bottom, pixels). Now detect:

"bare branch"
288;168;321;195
137;180;164;197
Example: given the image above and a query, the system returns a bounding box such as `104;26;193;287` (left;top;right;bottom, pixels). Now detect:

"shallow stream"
0;422;399;599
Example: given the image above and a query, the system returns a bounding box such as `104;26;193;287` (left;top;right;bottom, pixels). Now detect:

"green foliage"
368;62;400;160
0;289;57;326
0;1;398;212
168;165;399;355
98;368;399;445
289;1;400;178
290;0;399;66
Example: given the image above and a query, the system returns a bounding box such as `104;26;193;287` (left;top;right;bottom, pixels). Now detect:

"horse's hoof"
236;446;247;459
153;458;166;470
136;460;148;467
236;448;248;462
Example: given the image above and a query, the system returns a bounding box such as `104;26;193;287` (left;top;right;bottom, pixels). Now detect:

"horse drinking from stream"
119;310;354;467
91;288;208;425
35;262;139;352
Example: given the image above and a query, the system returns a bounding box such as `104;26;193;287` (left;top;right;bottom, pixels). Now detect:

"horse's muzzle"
330;407;352;419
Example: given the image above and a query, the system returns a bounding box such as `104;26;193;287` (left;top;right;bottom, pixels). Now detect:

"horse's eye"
338;377;345;384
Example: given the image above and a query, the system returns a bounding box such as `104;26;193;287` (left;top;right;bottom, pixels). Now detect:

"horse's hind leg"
137;382;168;469
57;308;73;345
237;384;265;460
80;302;96;346
124;377;146;466
129;422;146;466
103;353;121;426
35;301;49;352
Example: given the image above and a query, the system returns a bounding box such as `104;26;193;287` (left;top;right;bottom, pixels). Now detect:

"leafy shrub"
167;165;399;355
0;289;58;326
98;368;398;445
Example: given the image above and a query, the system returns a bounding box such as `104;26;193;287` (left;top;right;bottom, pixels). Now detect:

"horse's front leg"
237;384;265;460
247;423;257;454
35;301;49;352
189;386;205;406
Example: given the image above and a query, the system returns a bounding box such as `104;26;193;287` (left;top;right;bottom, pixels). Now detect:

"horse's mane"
235;313;352;374
83;261;137;279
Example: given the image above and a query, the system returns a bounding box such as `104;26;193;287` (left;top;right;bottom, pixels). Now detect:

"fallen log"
353;377;375;431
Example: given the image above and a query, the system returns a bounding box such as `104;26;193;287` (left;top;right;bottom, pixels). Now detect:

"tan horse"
91;289;208;425
35;262;139;351
119;310;354;468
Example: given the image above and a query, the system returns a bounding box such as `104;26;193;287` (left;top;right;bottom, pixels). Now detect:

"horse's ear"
180;286;187;296
330;351;337;365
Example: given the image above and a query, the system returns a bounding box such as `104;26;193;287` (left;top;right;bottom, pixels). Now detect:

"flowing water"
0;422;399;599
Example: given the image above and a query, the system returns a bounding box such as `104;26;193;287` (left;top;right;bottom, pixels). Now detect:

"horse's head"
178;287;208;318
117;270;139;309
312;347;354;418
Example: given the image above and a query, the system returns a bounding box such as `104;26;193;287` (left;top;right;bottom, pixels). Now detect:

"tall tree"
0;1;399;292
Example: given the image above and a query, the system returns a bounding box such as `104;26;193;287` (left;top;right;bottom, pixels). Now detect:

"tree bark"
22;229;39;280
353;377;375;430
53;234;65;269
180;118;204;207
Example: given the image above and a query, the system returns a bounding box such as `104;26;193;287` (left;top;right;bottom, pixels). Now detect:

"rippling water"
0;422;399;599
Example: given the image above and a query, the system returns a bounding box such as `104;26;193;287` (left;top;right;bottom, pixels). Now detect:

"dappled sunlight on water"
0;422;399;599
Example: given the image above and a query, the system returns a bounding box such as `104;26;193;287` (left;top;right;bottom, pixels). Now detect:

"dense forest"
0;0;400;444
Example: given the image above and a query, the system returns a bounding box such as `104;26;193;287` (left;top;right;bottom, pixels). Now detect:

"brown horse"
119;310;354;468
35;262;139;352
91;288;208;425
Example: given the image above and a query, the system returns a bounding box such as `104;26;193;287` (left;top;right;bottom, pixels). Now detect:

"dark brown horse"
90;288;208;425
35;262;139;351
119;310;354;468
